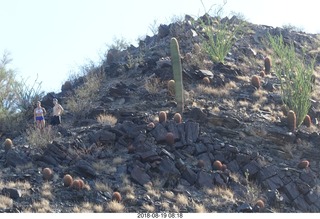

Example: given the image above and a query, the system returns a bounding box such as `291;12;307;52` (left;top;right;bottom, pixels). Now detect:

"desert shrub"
26;126;58;148
268;32;315;127
96;113;117;126
199;15;245;64
66;71;103;119
144;76;161;94
14;75;44;114
0;51;44;133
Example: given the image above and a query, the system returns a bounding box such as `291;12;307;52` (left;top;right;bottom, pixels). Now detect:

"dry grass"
161;201;170;211
253;89;268;98
244;181;262;204
105;163;117;174
0;195;13;209
120;184;135;195
211;106;220;113
92;160;110;172
26;126;58;148
196;84;230;97
24;198;52;213
41;182;53;200
106;200;125;213
206;187;236;206
97;113;117;126
172;205;180;213
236;75;250;82
72;202;104;213
162;190;175;200
67;73;103;118
14;163;34;173
92;157;118;174
193;202;207;213
238;100;250;108
0;180;31;196
112;156;124;165
93;161;116;174
142;203;155;212
144;77;162;94
175;193;189;207
222;99;235;109
124;193;136;202
94;181;112;193
144;184;160;199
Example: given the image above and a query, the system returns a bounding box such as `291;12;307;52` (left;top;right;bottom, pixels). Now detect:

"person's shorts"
36;116;44;121
51;116;61;126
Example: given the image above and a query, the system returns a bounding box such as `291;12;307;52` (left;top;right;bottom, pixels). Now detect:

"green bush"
0;51;44;133
199;15;245;64
268;32;315;127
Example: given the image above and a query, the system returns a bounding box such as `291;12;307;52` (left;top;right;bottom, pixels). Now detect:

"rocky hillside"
1;14;320;213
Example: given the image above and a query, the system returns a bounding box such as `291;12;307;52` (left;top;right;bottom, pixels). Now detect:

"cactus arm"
170;37;184;113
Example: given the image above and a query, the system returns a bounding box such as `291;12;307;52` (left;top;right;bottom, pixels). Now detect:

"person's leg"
37;120;41;129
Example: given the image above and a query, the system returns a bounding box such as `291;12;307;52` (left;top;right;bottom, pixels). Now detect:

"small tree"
0;51;44;132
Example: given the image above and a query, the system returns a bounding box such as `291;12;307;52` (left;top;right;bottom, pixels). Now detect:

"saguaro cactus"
170;37;184;113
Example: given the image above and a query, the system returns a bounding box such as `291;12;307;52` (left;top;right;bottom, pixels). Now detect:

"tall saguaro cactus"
170;37;184;113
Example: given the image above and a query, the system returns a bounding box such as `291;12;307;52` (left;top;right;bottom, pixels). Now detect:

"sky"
0;0;319;93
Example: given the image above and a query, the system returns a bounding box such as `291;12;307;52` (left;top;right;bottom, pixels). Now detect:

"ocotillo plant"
170;37;184;113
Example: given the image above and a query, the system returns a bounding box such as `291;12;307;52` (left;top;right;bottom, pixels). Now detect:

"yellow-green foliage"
200;17;245;63
268;33;314;127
